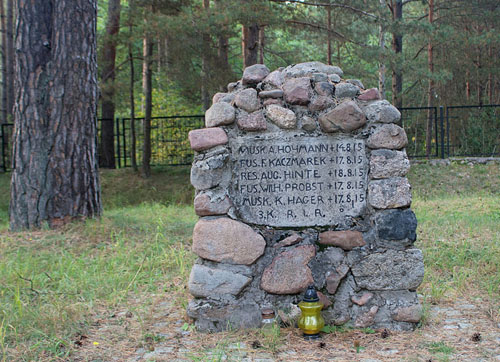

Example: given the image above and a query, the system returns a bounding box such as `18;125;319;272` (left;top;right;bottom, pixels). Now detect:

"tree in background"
99;0;122;168
10;0;101;230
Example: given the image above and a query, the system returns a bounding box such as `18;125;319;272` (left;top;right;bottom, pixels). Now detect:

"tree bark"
129;0;137;171
391;0;403;108
426;0;434;158
201;0;211;111
142;19;153;178
259;25;265;64
6;0;14;120
100;0;121;168
10;0;101;230
242;23;259;68
378;0;386;99
0;0;8;124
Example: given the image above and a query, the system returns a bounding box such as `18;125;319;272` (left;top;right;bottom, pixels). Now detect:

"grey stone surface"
263;69;284;89
259;89;283;98
364;100;401;124
212;92;235;104
312;72;328;82
192;217;266;265
284;61;343;78
188;264;252;297
375;209;417;242
311;247;346;289
392;304;422;323
369;149;410;179
275;233;303;248
354;305;378;327
260;245;316;294
265;104;296;129
229;135;367;227
323;274;356;325
205;102;235;127
301;115;317;132
234;88;260;113
347;79;364;89
314;81;334;96
325;263;350;294
368;177;412;209
194;192;232;216
328;73;341;83
351;249;424;290
319;100;366;132
367;124;408;149
187;300;261;332
335;82;360;98
242;64;270;85
283;77;312;105
190;151;231;190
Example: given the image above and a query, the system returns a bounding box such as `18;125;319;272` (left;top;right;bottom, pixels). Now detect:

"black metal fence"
1;104;499;172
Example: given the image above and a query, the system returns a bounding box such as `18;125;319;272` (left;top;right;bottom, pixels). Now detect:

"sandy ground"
71;295;500;362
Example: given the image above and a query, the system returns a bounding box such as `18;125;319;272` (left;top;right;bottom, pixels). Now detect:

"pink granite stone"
188;128;228;151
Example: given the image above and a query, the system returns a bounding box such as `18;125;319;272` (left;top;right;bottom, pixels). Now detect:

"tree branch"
269;0;380;20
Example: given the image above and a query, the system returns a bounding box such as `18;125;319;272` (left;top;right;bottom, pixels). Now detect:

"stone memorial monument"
187;61;424;332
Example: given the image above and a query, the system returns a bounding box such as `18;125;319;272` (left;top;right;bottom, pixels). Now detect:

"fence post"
115;117;121;168
439;106;445;159
1;125;5;172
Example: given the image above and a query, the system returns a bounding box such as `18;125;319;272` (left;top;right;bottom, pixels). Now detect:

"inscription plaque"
230;135;368;227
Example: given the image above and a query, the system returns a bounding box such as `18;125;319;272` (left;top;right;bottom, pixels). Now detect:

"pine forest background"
0;0;499;169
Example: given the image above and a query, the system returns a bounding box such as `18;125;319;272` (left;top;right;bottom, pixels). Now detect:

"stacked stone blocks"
187;61;423;332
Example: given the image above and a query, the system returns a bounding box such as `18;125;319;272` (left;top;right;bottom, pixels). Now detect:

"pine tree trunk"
128;0;137;171
6;0;14;120
258;26;265;64
391;0;403;109
327;1;332;65
142;28;153;178
378;0;386;100
10;0;101;230
426;0;434;158
201;0;211;111
0;0;8;124
100;0;121;169
242;23;259;68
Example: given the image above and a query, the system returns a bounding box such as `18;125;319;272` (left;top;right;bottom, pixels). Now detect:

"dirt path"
73;297;500;362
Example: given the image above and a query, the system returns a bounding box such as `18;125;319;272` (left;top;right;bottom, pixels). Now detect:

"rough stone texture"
301;115;317;131
194;193;232;216
319;100;366;132
283;77;312;105
335;82;360;98
263;69;284;88
242;64;270;85
328;73;341;83
312;72;328;82
263;98;282;106
358;88;380;101
187;300;261;332
354;306;378;327
375;209;417;242
347;79;364;89
212;92;235;104
265;104;296;129
284;61;343;78
192;218;266;265
236;110;267;131
368;177;412;209
260;245;316;294
325;263;350;294
323;274;356;325
311;247;346;289
190;152;231;190
275;234;303;248
188;128;228;151
352;292;374;306
259;89;283;98
188;264;252;298
392;305;422;323
370;149;410;179
205;102;236;127
367;124;408;149
234;88;260;113
227;82;238;92
317;291;332;308
319;230;366;250
308;96;335;112
351;249;424;290
364;100;401;124
314;81;334;96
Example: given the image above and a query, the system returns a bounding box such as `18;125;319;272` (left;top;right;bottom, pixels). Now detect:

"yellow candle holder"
298;285;325;340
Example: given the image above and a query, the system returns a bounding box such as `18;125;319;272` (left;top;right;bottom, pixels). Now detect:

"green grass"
0;161;499;360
